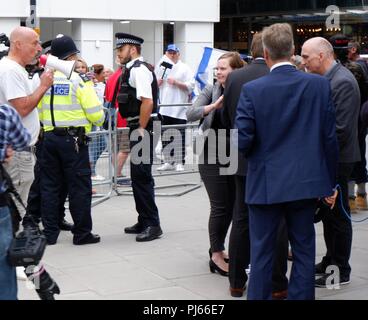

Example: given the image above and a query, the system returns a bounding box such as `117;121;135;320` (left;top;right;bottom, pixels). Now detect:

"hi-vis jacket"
38;71;104;133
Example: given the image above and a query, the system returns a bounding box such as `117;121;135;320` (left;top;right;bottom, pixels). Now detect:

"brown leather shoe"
272;289;287;300
229;287;245;298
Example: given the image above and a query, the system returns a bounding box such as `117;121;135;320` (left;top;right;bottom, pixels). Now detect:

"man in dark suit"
302;37;360;287
235;23;338;300
223;33;270;297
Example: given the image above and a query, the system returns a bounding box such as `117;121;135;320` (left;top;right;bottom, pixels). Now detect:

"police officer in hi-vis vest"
115;33;163;242
38;35;105;245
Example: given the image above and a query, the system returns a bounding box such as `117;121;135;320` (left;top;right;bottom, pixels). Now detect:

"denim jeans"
0;206;17;300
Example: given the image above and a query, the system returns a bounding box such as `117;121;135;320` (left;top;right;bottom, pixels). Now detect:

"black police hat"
115;32;144;49
329;34;350;49
41;40;52;54
51;35;80;60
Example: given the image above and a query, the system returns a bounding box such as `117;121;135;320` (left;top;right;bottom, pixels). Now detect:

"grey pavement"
18;172;368;300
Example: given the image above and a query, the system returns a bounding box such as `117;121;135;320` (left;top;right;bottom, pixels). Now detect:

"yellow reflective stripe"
85;106;103;114
41;104;82;111
43;119;90;127
71;79;79;105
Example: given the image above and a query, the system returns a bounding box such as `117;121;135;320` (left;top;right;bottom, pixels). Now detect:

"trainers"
355;194;368;210
349;197;358;214
315;261;328;276
91;174;105;181
175;164;185;172
157;163;175;171
315;273;350;288
16;266;27;281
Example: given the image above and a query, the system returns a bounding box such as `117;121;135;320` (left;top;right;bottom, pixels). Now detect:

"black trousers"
227;175;288;291
272;217;289;292
199;163;234;253
320;162;354;279
129;122;160;227
24;139;67;227
41;132;93;243
160;115;186;165
350;124;367;185
228;175;250;289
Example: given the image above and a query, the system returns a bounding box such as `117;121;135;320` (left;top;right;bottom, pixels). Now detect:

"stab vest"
117;60;158;119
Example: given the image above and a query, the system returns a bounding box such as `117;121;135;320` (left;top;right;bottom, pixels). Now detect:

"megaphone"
39;54;76;79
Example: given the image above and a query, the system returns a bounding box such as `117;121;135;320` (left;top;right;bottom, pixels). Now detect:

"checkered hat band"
116;38;141;46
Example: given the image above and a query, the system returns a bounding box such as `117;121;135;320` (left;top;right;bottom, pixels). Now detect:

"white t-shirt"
155;58;195;120
0;57;40;146
127;57;153;101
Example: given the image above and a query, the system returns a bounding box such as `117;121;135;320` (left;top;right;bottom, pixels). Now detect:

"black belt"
51;127;85;136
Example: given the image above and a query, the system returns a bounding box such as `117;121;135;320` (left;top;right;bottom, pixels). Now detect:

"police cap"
115;33;144;49
329;34;350;49
51;35;80;60
41;40;52;54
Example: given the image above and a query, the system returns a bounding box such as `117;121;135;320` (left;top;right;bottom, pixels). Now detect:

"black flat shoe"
73;233;100;245
59;219;74;231
124;223;144;234
136;226;163;242
209;259;229;277
209;249;229;263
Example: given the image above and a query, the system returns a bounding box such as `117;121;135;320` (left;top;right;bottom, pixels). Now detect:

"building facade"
0;0;220;71
216;0;368;54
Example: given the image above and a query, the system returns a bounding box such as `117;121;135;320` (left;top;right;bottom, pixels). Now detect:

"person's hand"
40;69;54;89
138;127;145;137
213;95;224;110
324;189;338;209
157;79;164;87
4;146;14;163
167;78;176;86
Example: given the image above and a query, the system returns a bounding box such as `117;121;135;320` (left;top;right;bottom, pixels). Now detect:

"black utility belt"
50;127;86;137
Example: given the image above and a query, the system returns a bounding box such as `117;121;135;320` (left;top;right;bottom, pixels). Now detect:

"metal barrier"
88;104;202;204
88;108;114;207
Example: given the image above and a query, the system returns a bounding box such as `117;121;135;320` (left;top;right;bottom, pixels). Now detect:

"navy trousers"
41;132;93;243
129;122;160;227
247;199;317;300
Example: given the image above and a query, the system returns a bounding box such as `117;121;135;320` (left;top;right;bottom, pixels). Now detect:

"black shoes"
209;259;229;277
124;223;144;234
73;233;101;245
315;261;328;276
315;273;350;288
59;219;74;231
136;226;163;242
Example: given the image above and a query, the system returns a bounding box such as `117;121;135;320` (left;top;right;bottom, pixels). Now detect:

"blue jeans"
0;206;17;300
88;132;107;176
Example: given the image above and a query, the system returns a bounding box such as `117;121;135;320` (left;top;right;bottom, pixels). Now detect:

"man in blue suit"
235;23;338;300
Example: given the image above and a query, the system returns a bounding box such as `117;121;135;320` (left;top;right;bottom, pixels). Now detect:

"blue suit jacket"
235;65;338;204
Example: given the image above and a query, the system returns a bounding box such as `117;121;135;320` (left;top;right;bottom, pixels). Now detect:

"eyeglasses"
167;51;178;55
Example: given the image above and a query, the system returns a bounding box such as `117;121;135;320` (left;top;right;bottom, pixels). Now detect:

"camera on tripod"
7;219;60;300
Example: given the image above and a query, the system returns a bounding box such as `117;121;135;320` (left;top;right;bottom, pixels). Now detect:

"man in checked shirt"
0;103;31;300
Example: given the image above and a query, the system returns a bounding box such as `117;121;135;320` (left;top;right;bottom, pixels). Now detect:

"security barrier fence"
89;105;202;206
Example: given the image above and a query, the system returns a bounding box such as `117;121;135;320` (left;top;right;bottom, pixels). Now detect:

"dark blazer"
325;62;361;163
235;65;338;205
223;59;269;176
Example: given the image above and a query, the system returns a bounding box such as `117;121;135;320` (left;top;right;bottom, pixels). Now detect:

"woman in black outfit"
187;52;245;277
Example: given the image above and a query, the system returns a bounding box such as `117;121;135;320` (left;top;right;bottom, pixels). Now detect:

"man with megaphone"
37;35;105;246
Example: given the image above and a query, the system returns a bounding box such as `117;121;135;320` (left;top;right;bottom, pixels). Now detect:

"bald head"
303;37;334;57
8;26;41;66
10;26;38;44
301;37;335;75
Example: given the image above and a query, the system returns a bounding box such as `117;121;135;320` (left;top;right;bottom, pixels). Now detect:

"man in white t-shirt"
155;44;195;171
0;26;54;213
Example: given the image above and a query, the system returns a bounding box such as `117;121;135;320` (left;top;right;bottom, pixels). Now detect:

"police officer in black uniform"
115;33;163;242
23;39;72;231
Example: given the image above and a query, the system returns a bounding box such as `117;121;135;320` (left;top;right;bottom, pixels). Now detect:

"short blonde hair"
262;23;294;61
